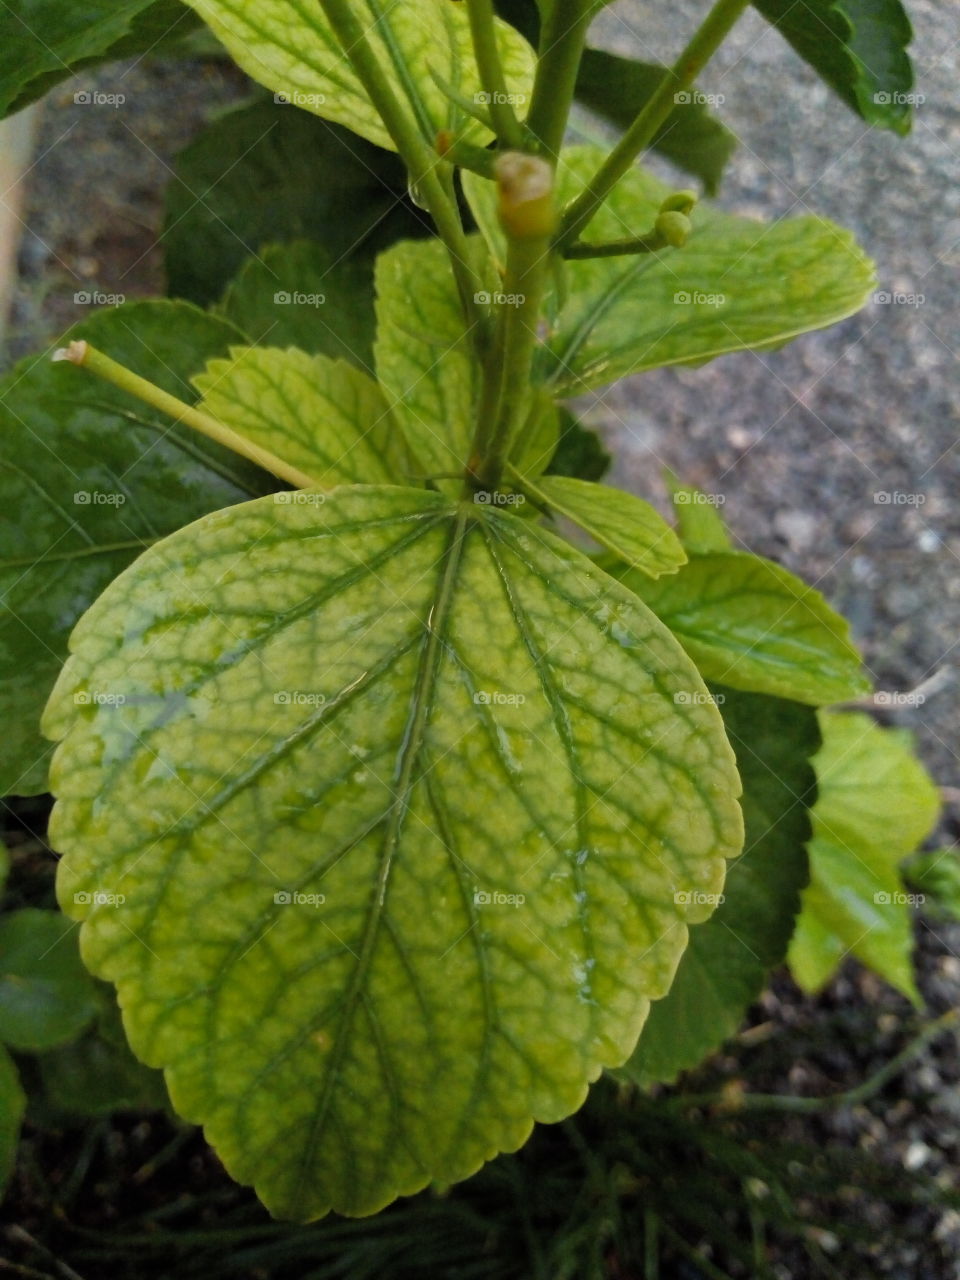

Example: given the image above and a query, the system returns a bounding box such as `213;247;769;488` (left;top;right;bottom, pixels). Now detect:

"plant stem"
465;0;524;147
473;231;551;491
316;0;485;329
669;1009;960;1116
526;0;593;161
555;0;750;251
52;341;318;489
563;232;670;259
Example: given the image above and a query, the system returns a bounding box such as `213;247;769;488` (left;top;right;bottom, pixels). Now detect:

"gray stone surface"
587;0;959;803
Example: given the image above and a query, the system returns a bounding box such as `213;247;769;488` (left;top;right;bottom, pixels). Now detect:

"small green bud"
655;210;692;248
659;189;698;217
494;152;556;241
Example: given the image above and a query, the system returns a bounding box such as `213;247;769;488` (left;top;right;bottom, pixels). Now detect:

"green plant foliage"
905;848;960;923
216;241;378;370
193;346;411;485
576;50;738;194
517;474;686;577
754;0;915;134
463;146;877;393
374;238;487;481
38;993;169;1117
43;486;743;1218
0;909;99;1050
0;301;272;797
625;686;818;1084
789;711;941;1000
181;0;536;153
0;0;200;118
164;99;424;308
0;1044;24;1193
545;409;611;482
666;474;733;553
610;551;869;705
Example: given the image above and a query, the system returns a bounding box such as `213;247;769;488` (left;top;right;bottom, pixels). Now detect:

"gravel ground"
2;4;958;1276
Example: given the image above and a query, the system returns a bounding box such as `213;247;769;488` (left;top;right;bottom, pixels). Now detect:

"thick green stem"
474;231;552;491
52;341;318;490
316;0;484;327
465;0;524;147
525;0;593;160
556;0;750;251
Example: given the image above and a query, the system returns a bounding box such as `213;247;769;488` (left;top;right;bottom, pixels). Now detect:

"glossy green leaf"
165;99;424;308
753;0;914;135
0;301;271;797
0;1044;24;1192
0;0;200;118
193;346;410;486
611;552;869;705
665;474;731;554
217;241;378;370
519;475;686;578
789;711;940;1000
44;486;742;1220
509;393;560;481
626;687;818;1084
545;409;611;483
463;146;876;394
904;849;960;924
182;0;535;153
0;909;99;1050
375;237;488;480
38;993;169;1117
576;50;737;195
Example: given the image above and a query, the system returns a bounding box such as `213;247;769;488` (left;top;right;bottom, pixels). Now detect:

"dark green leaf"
38;992;169;1116
904;849;960;924
545;408;611;482
0;1;201;119
0;300;272;797
0;909;99;1050
612;551;869;705
164;98;425;307
217;241;377;371
0;1044;24;1192
626;687;818;1084
576;50;737;195
753;0;915;134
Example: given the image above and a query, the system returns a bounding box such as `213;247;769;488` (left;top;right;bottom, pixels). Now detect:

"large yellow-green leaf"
374;237;485;480
462;147;876;393
789;711;940;1000
44;486;742;1220
611;552;869;706
183;0;535;152
193;346;411;485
